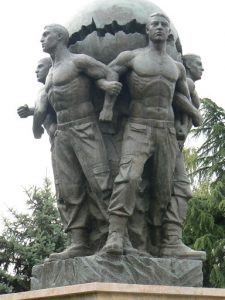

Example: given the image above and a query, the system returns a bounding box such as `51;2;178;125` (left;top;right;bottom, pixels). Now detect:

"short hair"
146;13;170;28
44;24;69;45
38;57;52;68
183;54;201;69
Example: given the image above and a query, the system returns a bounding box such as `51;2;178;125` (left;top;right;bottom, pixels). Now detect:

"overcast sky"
0;0;224;231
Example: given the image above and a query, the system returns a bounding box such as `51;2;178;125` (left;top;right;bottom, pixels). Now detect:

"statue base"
31;254;203;290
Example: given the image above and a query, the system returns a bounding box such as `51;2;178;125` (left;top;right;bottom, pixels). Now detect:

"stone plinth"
31;254;203;290
1;282;225;300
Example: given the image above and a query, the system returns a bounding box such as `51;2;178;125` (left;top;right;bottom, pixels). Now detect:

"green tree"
183;98;225;287
0;178;66;294
192;98;225;185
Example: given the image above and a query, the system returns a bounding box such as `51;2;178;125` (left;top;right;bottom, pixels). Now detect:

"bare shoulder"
120;49;138;59
110;49;137;66
37;86;47;99
36;87;48;105
175;61;186;77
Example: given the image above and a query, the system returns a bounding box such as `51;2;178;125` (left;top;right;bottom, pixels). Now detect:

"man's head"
35;57;52;83
146;13;170;42
183;54;204;81
40;24;69;54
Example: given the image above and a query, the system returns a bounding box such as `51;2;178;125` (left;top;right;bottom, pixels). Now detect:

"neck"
186;70;195;82
50;44;70;64
148;39;167;54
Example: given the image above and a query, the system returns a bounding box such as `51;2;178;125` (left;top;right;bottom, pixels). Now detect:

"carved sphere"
67;0;182;64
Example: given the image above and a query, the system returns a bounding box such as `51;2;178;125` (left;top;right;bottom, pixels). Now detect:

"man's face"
189;57;204;81
35;61;51;83
146;16;170;42
40;28;59;53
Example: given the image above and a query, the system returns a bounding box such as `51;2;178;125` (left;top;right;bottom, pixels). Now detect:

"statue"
100;13;202;255
19;16;204;262
17;58;58;183
36;24;122;261
17;58;56;143
25;1;207;290
161;54;205;260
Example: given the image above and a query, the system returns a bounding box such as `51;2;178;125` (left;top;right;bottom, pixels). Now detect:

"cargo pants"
54;116;111;233
108;118;178;226
163;147;192;225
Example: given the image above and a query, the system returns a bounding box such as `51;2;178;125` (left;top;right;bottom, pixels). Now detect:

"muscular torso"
126;49;180;121
45;56;95;123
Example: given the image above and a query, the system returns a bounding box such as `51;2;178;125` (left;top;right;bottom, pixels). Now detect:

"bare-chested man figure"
17;57;57;142
101;13;202;255
37;23;121;260
17;58;59;192
161;54;206;260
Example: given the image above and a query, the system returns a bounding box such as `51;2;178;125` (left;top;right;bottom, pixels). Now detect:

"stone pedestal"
31;254;203;290
1;282;225;300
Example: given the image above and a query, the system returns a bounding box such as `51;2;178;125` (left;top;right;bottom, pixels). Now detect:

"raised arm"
17;105;35;118
76;54;117;81
98;51;135;122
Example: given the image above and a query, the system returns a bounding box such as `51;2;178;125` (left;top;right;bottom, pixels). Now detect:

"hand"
175;124;187;140
103;81;122;96
192;110;203;127
99;109;113;122
17;105;31;118
33;126;44;139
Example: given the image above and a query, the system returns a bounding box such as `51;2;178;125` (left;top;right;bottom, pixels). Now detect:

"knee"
93;165;112;192
57;182;86;205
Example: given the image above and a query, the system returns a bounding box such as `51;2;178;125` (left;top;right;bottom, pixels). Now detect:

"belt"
57;116;96;130
129;117;174;128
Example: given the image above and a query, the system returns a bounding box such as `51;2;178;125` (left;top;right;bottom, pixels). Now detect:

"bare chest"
132;53;179;82
45;63;80;91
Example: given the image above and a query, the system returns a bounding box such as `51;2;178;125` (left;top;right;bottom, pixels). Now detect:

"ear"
185;60;192;71
57;32;63;41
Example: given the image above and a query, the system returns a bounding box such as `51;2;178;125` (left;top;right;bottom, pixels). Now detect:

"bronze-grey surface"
20;0;206;289
31;256;203;290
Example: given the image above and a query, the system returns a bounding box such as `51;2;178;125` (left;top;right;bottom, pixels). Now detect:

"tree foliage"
192;98;225;185
183;98;225;287
0;178;66;294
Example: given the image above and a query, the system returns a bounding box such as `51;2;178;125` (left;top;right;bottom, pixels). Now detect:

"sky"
0;0;225;231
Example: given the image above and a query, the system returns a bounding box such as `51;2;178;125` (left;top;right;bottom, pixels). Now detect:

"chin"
42;47;49;53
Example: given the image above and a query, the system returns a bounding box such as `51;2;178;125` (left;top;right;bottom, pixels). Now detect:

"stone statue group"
18;12;206;262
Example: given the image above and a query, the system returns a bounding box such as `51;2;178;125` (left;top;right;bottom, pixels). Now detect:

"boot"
48;229;92;261
123;229;150;256
160;223;206;261
123;229;138;255
101;215;127;255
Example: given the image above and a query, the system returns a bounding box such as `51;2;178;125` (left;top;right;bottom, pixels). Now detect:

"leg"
161;149;206;260
102;121;151;254
49;129;91;260
148;127;178;227
147;127;177;256
70;121;112;249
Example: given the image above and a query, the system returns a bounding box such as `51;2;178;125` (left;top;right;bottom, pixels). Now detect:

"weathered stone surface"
31;255;203;290
2;282;225;300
